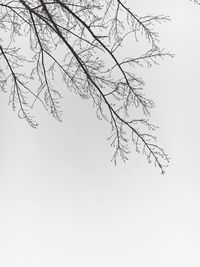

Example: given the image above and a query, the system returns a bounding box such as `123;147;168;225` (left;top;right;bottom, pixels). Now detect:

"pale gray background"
0;0;200;266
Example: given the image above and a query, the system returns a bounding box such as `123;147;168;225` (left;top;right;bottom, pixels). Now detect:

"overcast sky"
0;0;200;266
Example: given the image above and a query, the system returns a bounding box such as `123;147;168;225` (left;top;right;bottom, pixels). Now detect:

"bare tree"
0;0;171;173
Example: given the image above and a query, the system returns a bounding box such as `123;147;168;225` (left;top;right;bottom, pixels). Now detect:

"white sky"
0;0;200;266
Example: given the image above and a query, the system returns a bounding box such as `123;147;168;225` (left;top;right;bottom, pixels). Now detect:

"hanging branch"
0;0;172;173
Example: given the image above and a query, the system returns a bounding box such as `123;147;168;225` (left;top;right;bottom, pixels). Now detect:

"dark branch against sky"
0;0;174;173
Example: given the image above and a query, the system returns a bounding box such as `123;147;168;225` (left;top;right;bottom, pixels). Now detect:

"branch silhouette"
0;0;172;173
